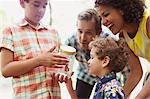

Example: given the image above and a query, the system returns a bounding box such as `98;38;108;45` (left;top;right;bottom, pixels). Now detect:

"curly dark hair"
95;0;146;24
77;9;102;35
89;37;129;73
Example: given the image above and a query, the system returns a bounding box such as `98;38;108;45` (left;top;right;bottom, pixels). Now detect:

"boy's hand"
50;65;74;83
37;46;69;67
64;65;74;77
51;73;68;83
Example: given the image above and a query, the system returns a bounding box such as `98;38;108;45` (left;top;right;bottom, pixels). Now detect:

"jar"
59;45;76;77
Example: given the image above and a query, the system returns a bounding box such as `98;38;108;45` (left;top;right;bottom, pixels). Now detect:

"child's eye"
34;4;40;7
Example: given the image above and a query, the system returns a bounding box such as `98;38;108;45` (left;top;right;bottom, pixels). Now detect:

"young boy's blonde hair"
89;37;129;73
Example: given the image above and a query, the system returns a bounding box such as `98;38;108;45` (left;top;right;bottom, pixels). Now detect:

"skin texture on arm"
135;16;150;99
147;16;150;39
135;78;150;99
123;49;143;97
1;48;39;77
66;79;77;99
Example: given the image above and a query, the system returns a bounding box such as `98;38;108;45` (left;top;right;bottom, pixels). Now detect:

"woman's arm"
135;15;150;99
146;16;150;38
135;77;150;99
123;49;143;97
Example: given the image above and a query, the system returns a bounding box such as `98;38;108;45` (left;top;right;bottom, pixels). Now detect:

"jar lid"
60;45;76;55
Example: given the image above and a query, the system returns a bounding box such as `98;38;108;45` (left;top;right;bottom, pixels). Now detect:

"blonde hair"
89;37;129;73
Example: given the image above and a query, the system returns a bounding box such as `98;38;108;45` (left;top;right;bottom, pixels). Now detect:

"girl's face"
22;0;48;25
97;5;125;35
88;47;104;77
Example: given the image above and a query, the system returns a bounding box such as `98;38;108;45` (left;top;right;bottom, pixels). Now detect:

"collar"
97;72;116;85
18;19;47;30
95;72;116;92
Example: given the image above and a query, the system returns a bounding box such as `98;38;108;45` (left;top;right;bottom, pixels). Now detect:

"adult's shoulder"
67;32;77;40
65;32;78;46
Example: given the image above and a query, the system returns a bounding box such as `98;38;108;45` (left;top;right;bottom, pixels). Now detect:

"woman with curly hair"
94;0;150;98
88;37;128;99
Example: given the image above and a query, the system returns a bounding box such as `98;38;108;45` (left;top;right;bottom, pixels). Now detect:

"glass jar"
59;45;76;77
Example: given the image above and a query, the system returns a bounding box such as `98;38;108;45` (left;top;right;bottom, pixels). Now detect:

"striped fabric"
0;19;61;99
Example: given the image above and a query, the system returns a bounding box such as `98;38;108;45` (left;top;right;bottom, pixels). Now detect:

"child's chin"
92;74;96;77
89;72;96;77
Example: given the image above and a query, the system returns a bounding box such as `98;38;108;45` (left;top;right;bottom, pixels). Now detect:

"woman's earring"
119;10;124;15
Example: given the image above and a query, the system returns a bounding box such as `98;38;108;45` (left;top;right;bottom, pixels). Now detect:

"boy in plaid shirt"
0;0;68;98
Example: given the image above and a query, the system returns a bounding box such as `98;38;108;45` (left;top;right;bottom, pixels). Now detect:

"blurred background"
0;0;150;99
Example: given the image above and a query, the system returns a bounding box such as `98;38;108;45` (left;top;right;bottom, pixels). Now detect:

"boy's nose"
38;8;45;13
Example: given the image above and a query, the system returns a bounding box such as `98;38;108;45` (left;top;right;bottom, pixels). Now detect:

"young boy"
0;0;68;98
88;37;129;99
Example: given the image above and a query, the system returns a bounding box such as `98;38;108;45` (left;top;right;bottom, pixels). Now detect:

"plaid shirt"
0;19;61;99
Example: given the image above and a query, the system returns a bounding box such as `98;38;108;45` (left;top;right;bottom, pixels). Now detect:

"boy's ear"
102;56;110;68
20;0;25;8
